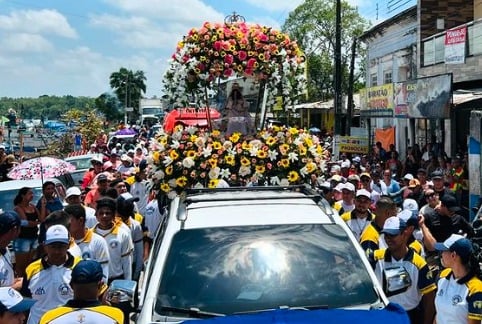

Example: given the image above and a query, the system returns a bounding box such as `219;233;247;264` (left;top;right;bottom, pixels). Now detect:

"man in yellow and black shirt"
40;259;124;324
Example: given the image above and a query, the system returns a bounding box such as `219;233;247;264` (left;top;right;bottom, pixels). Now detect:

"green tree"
109;68;147;119
282;0;369;102
95;93;122;122
45;109;104;157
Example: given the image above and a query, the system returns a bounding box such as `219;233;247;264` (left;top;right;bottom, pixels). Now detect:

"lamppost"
333;0;343;136
124;74;129;125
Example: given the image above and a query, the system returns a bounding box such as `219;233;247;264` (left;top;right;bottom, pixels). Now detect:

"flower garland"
163;21;307;110
147;125;327;199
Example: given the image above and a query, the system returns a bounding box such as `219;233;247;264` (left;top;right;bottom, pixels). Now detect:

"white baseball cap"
356;189;371;199
0;287;36;313
45;224;69;245
65;186;82;198
343;182;356;192
381;216;407;236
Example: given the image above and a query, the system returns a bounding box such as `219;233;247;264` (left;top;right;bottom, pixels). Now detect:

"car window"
155;224;378;316
67;157;93;170
0;187;43;211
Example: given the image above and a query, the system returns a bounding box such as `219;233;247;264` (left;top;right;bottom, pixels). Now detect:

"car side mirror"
383;266;411;297
107;280;137;308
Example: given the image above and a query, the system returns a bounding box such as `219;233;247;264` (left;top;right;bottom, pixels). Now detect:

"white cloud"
0;9;77;38
0;33;53;52
244;0;302;13
103;0;224;24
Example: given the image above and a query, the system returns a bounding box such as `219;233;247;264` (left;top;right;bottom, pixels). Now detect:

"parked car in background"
111;186;402;323
0;178;67;211
64;153;105;186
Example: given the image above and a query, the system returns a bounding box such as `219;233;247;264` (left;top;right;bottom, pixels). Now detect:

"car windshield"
0;187;43;211
67;157;92;170
155;224;378;316
143;107;163;115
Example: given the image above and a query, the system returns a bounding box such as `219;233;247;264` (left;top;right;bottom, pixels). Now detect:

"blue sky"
0;0;415;98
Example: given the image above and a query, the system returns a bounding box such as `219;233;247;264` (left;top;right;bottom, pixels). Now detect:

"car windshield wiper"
234;304;329;315
158;305;225;318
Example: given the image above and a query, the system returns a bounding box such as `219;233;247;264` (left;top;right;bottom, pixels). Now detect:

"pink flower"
223;68;233;77
246;58;256;68
238;50;247;61
213;41;223;51
224;54;233;65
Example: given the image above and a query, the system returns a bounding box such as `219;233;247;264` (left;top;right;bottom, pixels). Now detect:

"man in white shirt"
93;197;133;283
64;204;110;280
0;210;22;289
65;187;97;228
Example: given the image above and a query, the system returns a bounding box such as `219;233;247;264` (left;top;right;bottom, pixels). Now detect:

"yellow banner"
338;136;369;154
366;84;394;109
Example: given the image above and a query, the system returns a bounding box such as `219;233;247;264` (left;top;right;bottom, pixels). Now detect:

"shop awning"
453;93;482;106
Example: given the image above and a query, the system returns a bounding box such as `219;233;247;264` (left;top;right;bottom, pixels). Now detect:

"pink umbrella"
7;156;76;180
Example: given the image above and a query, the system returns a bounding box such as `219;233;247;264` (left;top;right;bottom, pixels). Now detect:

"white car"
109;186;397;323
0;178;67;211
64;153;105;186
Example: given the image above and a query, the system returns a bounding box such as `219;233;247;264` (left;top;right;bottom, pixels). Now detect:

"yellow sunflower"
255;165;266;174
257;150;268;159
176;176;188;188
211;130;221;138
240;157;251;167
169;150;179;160
208;157;218;168
165;165;173;175
152;151;160;164
160;183;170;193
265;136;277;146
208;179;220;188
298;145;307;156
212;141;222;150
241;141;250;150
280;158;290;168
159;137;168;146
304;137;314;147
279;144;290;155
186;150;197;158
288;127;299;136
305;162;317;173
224;155;236;166
229;132;241;143
288;171;300;183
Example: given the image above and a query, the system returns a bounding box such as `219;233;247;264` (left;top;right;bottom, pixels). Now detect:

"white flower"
167;190;177;200
299;166;309;177
227;148;237;156
171;140;181;149
208;167;220;179
280;178;290;186
223;141;233;150
268;150;278;161
193;182;204;189
182;157;195;169
220;168;231;179
168;178;177;187
270;176;281;186
186;126;198;134
293;137;303;146
239;166;251;177
163;156;173;166
152;169;165;180
201;146;212;158
249;146;258;157
288;152;299;163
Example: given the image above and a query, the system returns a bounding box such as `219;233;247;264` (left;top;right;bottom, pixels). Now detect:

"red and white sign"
445;26;466;64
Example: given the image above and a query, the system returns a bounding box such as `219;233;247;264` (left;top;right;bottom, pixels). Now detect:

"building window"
370;73;378;86
384;71;392;84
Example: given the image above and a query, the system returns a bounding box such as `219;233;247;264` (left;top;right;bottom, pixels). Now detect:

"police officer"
434;234;482;323
39;260;124;323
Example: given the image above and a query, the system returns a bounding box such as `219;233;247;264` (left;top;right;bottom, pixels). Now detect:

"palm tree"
109;68;147;122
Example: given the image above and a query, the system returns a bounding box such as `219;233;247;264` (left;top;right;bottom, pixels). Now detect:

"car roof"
65;153;103;161
0;178;63;191
176;189;338;229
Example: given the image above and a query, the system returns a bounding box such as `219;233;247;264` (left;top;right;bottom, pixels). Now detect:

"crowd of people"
0;118;480;324
0;130;164;323
313;142;480;323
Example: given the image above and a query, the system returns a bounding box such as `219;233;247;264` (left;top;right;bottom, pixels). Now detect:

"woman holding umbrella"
13;187;42;277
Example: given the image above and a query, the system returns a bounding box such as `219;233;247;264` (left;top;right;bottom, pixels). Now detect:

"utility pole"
124;74;129;125
334;0;343;136
346;38;357;136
